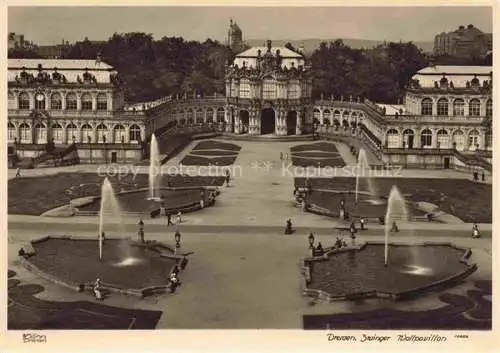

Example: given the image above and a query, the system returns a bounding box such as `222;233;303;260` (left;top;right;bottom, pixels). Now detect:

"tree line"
8;33;492;104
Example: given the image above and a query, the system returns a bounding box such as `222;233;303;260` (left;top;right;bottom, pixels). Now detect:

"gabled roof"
8;58;113;70
236;46;303;58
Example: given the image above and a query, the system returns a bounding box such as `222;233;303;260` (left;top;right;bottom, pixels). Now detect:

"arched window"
66;93;77;110
437;98;448;116
206;108;214;123
217;107;225;123
19;122;31;143
421;128;433;147
186;109;194;124
386;129;400;148
437;129;450;148
262;78;276;99
34;123;47;144
50;93;62;110
18;92;30;110
486;99;492;117
453;99;464;116
452;130;465;151
8;92;16;110
196;109;204;124
129;124;141;142
323;109;331;125
313;109;321;124
52;123;63;144
469;99;480;116
7;122;16;142
97;93;107;111
96;123;108;143
81;93;92;111
334;110;341;122
240;79;250;99
403;129;415;149
114;124;126;143
421;98;433;115
81;124;93;143
66;123;78;143
34;93;46;110
468;130;480;151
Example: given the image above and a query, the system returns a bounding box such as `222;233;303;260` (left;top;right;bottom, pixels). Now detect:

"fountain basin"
302;242;476;301
304;190;426;220
20;236;183;297
73;187;213;217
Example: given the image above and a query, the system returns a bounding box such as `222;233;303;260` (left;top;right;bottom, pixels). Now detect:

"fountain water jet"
384;185;409;266
148;133;161;200
98;177;124;261
355;148;378;203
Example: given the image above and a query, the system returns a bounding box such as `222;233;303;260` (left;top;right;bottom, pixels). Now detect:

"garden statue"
284;219;293;235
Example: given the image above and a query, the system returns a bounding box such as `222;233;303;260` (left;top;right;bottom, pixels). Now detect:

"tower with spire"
227;19;243;54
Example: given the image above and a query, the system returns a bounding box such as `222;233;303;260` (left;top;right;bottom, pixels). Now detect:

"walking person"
167;212;173;226
15;168;21;178
359;217;366;230
472;223;481;238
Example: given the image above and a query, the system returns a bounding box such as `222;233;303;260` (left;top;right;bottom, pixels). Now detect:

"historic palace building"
7;18;492;170
225;40;312;135
7;58;148;165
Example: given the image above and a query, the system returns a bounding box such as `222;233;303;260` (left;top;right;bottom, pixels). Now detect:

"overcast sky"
9;6;493;45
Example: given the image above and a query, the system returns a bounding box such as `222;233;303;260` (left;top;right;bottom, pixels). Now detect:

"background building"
225;40;312;135
8;32;25;49
433;25;492;58
7;58;147;165
227;19;244;54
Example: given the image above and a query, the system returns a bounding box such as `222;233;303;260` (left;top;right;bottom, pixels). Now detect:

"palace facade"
224;40;312;135
7;58;148;165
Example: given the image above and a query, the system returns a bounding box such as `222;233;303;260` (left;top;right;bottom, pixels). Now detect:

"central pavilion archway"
261;108;276;134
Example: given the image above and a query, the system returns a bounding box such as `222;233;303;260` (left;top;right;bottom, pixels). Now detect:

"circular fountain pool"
21;236;181;296
303;242;476;301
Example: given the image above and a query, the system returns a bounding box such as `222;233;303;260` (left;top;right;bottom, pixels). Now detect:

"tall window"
288;82;300;99
421;98;433;115
421;128;433;147
7;122;16;142
81;124;93;143
8;92;16;110
18;92;30;110
66;93;77;110
239;79;250;98
486;99;492;117
323;110;332;125
52;123;63;143
186;109;194;124
81;93;92;111
468;130;480;151
97;93;108;111
34;94;46;110
67;123;78;143
313;109;321;124
453;99;464;116
453;130;465;151
217;108;225;123
437;98;448;116
437;129;450;148
262;78;276;99
34;123;47;144
231;81;238;97
114;124;126;143
50;93;62;110
129;124;141;142
469;99;480;116
386;129;400;148
19;123;31;143
196;109;204;124
206;108;214;123
96;124;108;143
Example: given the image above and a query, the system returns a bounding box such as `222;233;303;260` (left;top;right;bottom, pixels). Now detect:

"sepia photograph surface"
3;2;496;351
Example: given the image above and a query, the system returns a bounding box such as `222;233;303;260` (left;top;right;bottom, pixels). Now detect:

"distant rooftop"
236;46;303;58
8;58;113;70
417;65;492;75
